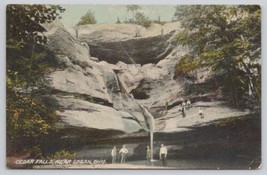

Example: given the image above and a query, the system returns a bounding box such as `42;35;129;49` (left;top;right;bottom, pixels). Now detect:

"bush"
49;150;78;159
77;10;96;25
134;12;152;28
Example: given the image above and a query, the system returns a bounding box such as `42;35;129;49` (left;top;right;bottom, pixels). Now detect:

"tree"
124;5;152;28
127;4;142;12
173;5;261;109
134;12;152;29
7;4;65;87
116;17;121;24
77;10;97;26
6;4;65;155
75;10;97;38
126;5;142;22
7;5;65;45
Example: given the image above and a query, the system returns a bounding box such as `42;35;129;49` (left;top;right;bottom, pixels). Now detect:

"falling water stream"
114;41;156;162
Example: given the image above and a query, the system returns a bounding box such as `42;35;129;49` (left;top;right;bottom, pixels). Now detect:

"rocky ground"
156;101;251;132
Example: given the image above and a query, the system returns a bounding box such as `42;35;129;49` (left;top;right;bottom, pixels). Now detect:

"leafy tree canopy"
173;5;261;108
7;5;65;45
126;5;142;13
7;4;65;87
124;5;152;28
6;4;65;155
77;10;97;26
134;12;151;29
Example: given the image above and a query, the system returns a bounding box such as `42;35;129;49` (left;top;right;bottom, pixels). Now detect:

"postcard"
6;4;261;169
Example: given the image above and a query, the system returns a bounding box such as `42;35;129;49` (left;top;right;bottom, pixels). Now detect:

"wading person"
111;146;117;164
146;145;152;166
119;145;128;164
159;144;168;167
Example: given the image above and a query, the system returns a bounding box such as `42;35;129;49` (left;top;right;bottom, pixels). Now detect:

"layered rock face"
33;21;260;165
66;22;181;64
43;22;187;138
44;27;149;135
43;22;250;149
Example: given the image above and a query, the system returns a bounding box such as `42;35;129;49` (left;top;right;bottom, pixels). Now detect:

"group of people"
177;99;204;119
111;145;128;164
111;144;168;167
181;99;191;118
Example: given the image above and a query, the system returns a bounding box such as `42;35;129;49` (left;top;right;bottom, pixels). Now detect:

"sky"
59;5;176;27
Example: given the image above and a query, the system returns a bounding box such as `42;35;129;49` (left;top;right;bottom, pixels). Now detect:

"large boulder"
45;27;113;105
46;27;91;63
54;96;143;133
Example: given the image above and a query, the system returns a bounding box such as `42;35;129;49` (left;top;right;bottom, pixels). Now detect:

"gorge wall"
40;22;254;161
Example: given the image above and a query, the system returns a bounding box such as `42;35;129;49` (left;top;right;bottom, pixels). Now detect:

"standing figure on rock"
199;108;204;119
182;100;186;108
119;145;128;164
159;144;168;167
186;99;191;109
111;146;117;164
165;101;168;115
181;106;186;118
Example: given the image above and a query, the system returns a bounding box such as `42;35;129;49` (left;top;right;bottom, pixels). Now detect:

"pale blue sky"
60;5;176;27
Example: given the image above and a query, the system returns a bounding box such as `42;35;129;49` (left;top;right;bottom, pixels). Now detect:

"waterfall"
149;117;155;161
139;104;155;161
113;70;156;161
128;92;155;161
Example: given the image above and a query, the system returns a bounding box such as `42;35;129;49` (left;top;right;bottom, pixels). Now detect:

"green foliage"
77;10;97;26
6;5;64;155
134;12;152;29
173;5;261;108
26;146;44;159
6;87;58;153
175;55;199;76
126;5;142;13
116;17;121;24
7;4;64;87
49;150;78;159
124;5;152;28
7;5;65;44
7;44;58;88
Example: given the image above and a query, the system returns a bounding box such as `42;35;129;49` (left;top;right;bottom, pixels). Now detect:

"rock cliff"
42;22;251;150
44;26;148;134
66;22;181;64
